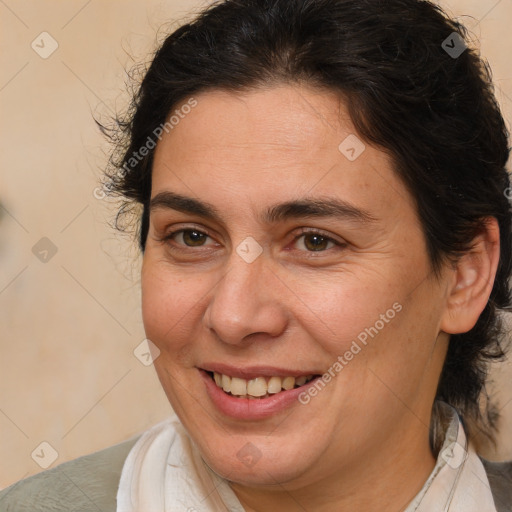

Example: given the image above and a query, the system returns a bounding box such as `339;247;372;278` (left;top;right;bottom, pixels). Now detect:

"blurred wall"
1;0;511;489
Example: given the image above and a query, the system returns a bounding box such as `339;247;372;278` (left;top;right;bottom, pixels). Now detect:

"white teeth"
282;376;295;390
267;376;282;394
212;372;314;398
230;377;247;396
221;374;231;393
247;377;267;397
295;376;307;386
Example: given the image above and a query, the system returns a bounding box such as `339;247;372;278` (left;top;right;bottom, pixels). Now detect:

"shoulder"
481;457;512;512
0;436;140;512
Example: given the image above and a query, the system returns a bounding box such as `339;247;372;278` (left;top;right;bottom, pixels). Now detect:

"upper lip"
199;363;321;380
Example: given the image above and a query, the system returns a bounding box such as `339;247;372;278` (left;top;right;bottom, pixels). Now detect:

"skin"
141;84;500;511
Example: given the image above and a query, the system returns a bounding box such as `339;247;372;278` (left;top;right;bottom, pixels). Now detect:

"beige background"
0;0;511;489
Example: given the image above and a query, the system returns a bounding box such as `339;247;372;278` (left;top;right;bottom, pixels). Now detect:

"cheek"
140;258;205;351
294;264;439;394
289;271;400;354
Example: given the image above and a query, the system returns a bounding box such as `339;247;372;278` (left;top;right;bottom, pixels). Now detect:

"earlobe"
440;217;500;335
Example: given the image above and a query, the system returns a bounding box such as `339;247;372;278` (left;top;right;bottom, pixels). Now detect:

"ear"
440;217;501;335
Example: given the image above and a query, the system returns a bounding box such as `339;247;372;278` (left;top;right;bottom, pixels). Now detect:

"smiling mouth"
207;371;319;399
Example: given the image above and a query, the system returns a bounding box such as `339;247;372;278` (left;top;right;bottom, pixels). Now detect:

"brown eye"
164;229;212;248
294;231;339;252
180;230;208;247
302;234;331;251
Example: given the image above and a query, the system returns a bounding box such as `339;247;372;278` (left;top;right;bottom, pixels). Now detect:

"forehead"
151;85;417;223
155;85;354;165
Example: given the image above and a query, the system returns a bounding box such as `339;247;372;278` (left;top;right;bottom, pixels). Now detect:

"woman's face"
141;84;451;490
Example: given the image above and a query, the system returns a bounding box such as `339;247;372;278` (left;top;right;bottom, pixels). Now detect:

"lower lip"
199;369;319;420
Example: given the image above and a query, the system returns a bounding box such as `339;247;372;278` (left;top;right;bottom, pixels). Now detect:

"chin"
193;429;319;487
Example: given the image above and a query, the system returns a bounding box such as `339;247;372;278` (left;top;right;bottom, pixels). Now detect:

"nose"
203;249;289;346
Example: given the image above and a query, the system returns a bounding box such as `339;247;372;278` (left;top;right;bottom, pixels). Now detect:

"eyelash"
160;226;345;254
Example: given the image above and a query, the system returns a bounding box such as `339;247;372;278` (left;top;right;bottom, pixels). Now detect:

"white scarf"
117;405;498;512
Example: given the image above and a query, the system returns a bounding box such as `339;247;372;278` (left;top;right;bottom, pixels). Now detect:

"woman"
1;0;511;510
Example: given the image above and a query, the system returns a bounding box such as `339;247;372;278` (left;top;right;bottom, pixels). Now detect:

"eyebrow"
149;191;377;225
